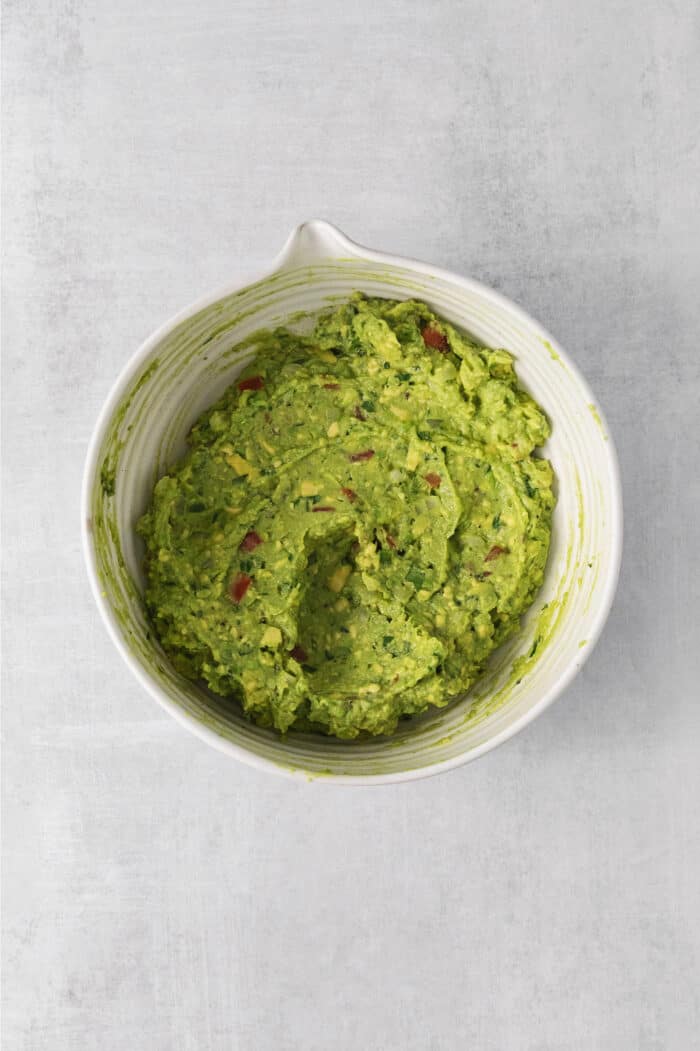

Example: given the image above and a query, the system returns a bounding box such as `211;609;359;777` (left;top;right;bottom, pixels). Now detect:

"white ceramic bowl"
82;220;622;783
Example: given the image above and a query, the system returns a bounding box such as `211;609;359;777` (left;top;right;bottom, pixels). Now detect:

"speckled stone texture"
2;1;699;1048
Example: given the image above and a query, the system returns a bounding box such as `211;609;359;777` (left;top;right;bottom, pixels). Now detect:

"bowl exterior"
82;221;622;782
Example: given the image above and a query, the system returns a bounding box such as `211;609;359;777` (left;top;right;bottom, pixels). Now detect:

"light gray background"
3;1;699;1048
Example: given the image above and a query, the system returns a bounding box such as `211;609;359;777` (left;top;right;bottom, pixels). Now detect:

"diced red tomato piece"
289;645;308;663
341;487;358;502
312;506;336;512
229;572;253;602
349;449;375;462
353;405;366;421
425;472;442;489
485;545;507;562
238;375;264;391
385;532;397;549
239;531;263;552
322;383;340;390
421;326;449;351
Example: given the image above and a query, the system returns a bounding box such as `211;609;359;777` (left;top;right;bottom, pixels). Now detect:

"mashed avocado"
138;295;554;738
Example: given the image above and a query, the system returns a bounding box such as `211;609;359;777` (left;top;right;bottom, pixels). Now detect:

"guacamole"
138;295;554;738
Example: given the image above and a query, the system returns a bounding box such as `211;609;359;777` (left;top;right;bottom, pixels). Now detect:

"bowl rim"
82;219;623;784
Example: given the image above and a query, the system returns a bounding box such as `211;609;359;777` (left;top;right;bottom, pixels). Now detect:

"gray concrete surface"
3;1;699;1048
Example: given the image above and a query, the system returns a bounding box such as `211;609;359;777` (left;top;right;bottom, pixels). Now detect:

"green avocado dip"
137;294;555;739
